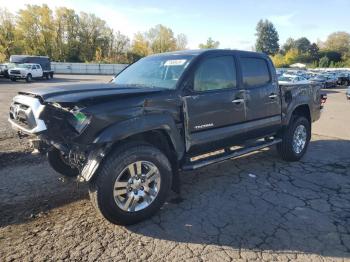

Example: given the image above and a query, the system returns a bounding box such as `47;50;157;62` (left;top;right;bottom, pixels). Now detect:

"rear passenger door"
239;56;281;132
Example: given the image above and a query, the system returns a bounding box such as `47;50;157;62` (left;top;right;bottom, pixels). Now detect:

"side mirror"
182;78;194;95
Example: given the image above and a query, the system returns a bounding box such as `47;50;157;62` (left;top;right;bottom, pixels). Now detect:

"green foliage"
147;24;177;53
0;8;18;61
284;48;299;65
309;60;319;68
308;43;320;61
324;31;350;55
198;37;220;49
294;37;311;53
271;53;288;68
319;56;330;68
281;38;296;54
255;19;279;55
0;6;188;63
129;25;187;59
319;50;342;62
1;5;350;68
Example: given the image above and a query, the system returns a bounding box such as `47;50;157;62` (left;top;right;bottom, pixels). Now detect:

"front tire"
277;116;311;161
25;74;32;83
89;143;172;225
47;148;79;177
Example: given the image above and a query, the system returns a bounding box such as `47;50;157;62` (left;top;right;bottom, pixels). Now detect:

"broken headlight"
68;110;91;134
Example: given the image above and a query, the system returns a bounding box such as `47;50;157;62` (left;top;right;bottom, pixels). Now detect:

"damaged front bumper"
9;95;47;134
8;94;109;182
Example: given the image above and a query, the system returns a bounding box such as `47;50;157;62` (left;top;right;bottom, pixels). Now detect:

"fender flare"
283;102;311;127
93;113;185;160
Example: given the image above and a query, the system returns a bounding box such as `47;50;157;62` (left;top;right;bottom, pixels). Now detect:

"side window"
32;65;36;70
241;57;271;88
194;56;237;92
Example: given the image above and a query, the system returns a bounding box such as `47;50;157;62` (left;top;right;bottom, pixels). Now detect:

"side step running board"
182;138;282;171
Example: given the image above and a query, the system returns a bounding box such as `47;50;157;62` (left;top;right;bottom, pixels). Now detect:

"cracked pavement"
1;76;350;261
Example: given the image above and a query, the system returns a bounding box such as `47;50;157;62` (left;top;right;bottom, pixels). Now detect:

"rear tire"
10;78;16;82
89;143;172;225
277;116;311;161
47;148;79;177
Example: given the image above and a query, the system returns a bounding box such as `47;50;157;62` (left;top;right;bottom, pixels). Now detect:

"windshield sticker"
164;59;187;66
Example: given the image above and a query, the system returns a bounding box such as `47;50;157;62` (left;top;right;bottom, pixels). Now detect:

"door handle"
232;98;244;104
269;94;277;99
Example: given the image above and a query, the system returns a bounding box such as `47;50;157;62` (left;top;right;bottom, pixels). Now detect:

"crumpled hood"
18;83;166;105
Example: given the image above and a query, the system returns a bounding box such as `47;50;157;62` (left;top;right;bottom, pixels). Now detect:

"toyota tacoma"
9;49;326;225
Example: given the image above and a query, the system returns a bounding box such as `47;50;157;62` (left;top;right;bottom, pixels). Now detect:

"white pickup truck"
9;63;44;82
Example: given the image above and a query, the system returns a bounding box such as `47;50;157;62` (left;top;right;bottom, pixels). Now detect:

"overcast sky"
1;0;350;50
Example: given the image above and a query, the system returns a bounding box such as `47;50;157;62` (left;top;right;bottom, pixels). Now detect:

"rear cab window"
240;57;271;88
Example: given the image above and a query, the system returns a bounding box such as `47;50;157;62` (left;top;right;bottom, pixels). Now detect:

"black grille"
10;70;21;75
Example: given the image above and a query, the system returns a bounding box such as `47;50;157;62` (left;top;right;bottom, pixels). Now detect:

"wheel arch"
81;115;185;183
93;114;185;161
284;104;311;127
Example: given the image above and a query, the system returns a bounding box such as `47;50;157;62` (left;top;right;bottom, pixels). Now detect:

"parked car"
278;74;309;85
8;49;325;225
337;73;350;86
9;63;44;82
10;55;54;80
347;87;350;100
311;75;336;88
0;63;15;78
325;75;338;88
0;64;6;77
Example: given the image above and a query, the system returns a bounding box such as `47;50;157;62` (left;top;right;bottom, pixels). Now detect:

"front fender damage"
79;144;111;182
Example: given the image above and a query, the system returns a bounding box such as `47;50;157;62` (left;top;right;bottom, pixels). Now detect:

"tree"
16;4;55;57
0;6;188;63
198;37;220;49
324;31;350;55
308;43;319;61
281;38;295;54
295;37;311;53
0;8;17;60
255;19;279;55
131;32;150;57
271;53;287;68
78;12;109;62
54;7;80;61
284;48;299;65
176;33;188;50
108;31;130;63
319;56;329;68
146;24;177;53
319;50;342;62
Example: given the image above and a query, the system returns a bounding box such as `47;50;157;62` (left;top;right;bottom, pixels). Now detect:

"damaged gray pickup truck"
9;49;326;225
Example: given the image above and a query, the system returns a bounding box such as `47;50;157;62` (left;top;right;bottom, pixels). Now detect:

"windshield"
17;64;32;69
315;75;326;80
112;55;194;89
279;76;293;82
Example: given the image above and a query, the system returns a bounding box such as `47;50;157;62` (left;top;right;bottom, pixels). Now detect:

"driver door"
183;54;246;150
